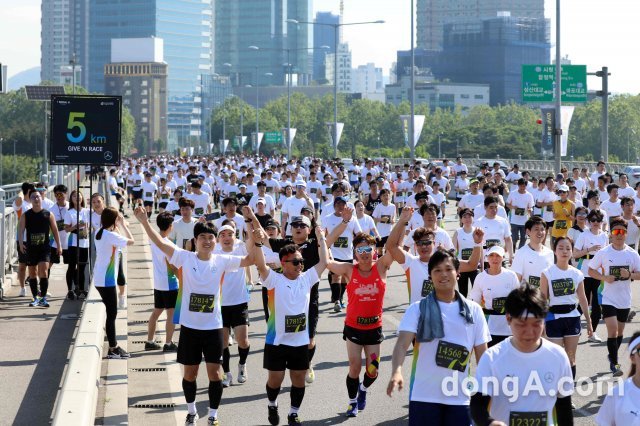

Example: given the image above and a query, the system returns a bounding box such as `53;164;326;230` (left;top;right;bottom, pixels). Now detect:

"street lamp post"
287;18;384;159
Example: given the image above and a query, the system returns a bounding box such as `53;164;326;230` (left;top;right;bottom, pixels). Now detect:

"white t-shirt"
65;208;90;249
249;194;276;213
357;214;377;236
214;242;250;306
404;227;454;255
94;230;128;287
459;193;485;210
541;189;557;222
141;181;157;202
398;299;490;405
169;248;242;330
213;214;246;239
187;192;210;216
573;231;609;275
475;216;511;255
400;252;433;304
475;338;573;425
50;203;69;250
596;377;640;426
589;245;640;309
168;217;197;250
282;197;309;234
151;237;179;291
626;216;640;250
507;191;535;226
600;199;623;219
372;203;396;237
263;267;320;347
542;264;584;319
474;204;508;221
324;214;362;261
469;269;520;336
511;244;554;287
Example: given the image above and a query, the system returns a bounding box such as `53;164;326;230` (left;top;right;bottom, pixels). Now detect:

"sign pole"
554;0;562;175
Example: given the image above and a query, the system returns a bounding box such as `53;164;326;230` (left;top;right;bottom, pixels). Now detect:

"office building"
104;38;168;154
352;63;384;101
325;43;352;93
438;15;550;105
200;74;233;146
41;0;84;84
385;76;490;111
215;0;313;88
313;11;340;82
395;48;440;79
416;0;544;50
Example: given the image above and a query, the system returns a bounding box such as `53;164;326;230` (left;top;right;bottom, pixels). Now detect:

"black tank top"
25;209;51;247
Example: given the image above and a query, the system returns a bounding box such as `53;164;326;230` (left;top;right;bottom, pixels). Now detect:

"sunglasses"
284;259;304;266
291;223;309;229
416;240;434;247
355;246;374;254
611;229;627;236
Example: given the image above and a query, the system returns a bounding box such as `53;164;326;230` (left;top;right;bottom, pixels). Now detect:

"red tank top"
345;262;386;330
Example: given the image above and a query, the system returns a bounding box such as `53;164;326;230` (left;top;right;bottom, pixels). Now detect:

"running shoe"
588;333;603;343
207;417;219;426
345;402;358;417
268;405;280;426
627;311;636;323
67;290;76;300
238;363;247;383
29;297;41;307
222;372;233;387
38;297;50;308
340;301;347;309
356;385;367;411
18;287;26;297
118;295;127;309
107;347;131;359
163;342;178;352
611;364;623;377
185;413;199;425
305;366;315;384
333;301;341;313
145;341;161;351
287;413;302;425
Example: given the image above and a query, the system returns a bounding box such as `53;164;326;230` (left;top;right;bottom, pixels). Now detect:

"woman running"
64;190;90;299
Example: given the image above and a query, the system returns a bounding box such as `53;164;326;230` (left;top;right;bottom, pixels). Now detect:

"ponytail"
96;227;105;240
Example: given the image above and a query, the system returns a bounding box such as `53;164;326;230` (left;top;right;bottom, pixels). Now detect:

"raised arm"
314;225;329;276
326;207;353;247
134;206;173;258
253;228;270;280
386;207;413;264
459;227;484;273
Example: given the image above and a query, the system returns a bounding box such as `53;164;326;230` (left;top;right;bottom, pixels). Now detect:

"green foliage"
0;155;41;184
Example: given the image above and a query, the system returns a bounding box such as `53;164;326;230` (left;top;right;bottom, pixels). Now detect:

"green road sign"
522;65;587;103
264;131;282;144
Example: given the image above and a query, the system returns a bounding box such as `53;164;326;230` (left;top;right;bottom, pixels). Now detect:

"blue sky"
1;0;639;94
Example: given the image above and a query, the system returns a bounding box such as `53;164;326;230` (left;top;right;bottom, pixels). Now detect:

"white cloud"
0;0;41;78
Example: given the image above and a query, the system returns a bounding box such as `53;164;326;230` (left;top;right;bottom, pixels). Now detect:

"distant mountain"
7;67;41;90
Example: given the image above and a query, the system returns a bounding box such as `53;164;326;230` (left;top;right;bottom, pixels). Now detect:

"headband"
629;336;640;355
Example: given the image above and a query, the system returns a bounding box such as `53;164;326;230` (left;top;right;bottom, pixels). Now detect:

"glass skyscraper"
313;12;339;82
215;0;312;87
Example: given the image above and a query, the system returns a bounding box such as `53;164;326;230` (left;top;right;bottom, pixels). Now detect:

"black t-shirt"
186;174;201;184
24;209;51;247
365;194;381;213
269;237;320;272
256;213;273;230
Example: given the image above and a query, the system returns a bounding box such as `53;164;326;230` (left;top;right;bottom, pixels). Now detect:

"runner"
13;182;35;297
325;232;395;417
371;188;396;257
588;218;640;376
511;216;554;288
145;211;178;353
134;206;256;426
63;190;90;299
506;178;535;249
93;207;134;358
551;184;575;246
386;249;490;425
49;185;68;281
452;208;478;297
18;190;62;307
253;224;328;426
470;285;574;426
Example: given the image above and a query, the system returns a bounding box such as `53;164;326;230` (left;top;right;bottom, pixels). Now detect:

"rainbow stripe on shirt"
172;267;184;324
265;288;276;344
409;341;420;401
104;247;118;287
166;259;178;291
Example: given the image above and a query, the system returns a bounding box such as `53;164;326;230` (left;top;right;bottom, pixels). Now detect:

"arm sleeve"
554;395;574;426
469;393;495;426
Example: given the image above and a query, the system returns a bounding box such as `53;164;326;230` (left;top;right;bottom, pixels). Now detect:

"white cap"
295;180;307;188
217;225;236;237
486;245;505;258
557;184;570;192
256;197;266;205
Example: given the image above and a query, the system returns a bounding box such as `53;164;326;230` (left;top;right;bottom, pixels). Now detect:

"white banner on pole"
219;139;229;155
399;115;426;148
560;106;574;157
188;147;194;156
252;132;264;152
241;136;247;149
282;128;297;149
325;122;345;148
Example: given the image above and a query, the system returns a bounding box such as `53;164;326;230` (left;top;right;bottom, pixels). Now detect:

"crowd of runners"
12;155;640;425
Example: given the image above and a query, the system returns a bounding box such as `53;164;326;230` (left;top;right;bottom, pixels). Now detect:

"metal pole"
602;66;609;162
438;134;441;158
256;66;259;155
333;25;339;159
287;50;292;160
240;109;244;154
13;140;16;182
554;0;562;175
0;139;3;186
410;0;415;161
44;103;49;178
222;114;226;154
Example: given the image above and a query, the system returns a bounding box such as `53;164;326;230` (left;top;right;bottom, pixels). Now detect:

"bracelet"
255;242;263;247
245;220;252;223
342;220;349;224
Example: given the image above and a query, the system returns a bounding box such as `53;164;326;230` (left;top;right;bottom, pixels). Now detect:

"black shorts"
263;343;309;371
154;289;178;310
343;325;384;345
177;325;224;365
17;241;27;264
117;182;125;189
143;201;153;207
376;236;388;249
159;202;168;209
26;245;51;266
221;302;250;328
126;187;133;196
132;189;143;200
546;221;554;230
50;246;61;264
601;304;631;322
308;282;319;339
545;316;581;338
63;246;89;265
113;192;124;201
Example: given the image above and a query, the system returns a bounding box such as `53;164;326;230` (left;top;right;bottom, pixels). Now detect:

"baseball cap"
487;245;506;258
256;197;266;205
557;184;570;192
264;219;280;229
217;225;236;237
300;206;314;216
295;181;307;188
290;216;312;228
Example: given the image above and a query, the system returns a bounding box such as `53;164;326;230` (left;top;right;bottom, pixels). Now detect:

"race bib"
508;411;548;426
284;313;306;333
195;207;204;215
551;278;575;297
145;192;152;198
188;293;215;313
325;187;332;195
135;180;142;186
421;279;434;297
267;186;273;192
491;297;507;314
610;265;630;281
56;219;65;231
310;188;317;194
528;276;541;288
381;215;391;224
515;207;525;216
546;205;553;212
460;248;473;261
229;192;237;198
334;237;348;248
486;239;501;249
555;220;567;230
357;316;380;326
30;232;47;246
161;193;169;200
435;340;470;372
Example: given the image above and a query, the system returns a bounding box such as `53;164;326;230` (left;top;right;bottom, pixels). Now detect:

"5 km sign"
50;95;122;165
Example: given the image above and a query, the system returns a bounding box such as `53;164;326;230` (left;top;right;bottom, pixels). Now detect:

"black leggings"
584;277;602;331
96;286;118;347
66;247;89;292
117;255;126;286
457;270;478;297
